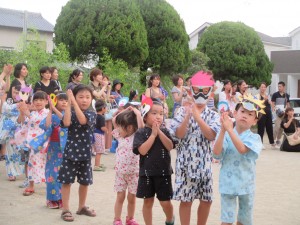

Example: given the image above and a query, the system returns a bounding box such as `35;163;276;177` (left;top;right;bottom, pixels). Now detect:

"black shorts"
136;175;173;201
57;158;93;185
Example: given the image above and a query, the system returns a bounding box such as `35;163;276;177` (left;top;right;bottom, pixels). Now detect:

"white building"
0;7;54;53
189;22;300;97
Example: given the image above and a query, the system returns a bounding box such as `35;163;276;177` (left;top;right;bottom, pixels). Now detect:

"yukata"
31;114;67;201
169;106;220;202
57;110;96;185
0;102;23;177
15;109;49;183
112;129;139;194
213;128;262;225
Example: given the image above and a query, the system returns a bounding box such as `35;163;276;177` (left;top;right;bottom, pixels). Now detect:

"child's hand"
18;101;29;113
221;112;233;132
48;96;54;111
66;89;75;104
192;104;204;120
151;120;159;137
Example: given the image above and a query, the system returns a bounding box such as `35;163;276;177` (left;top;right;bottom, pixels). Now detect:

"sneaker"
113;219;123;225
126;217;139;225
47;200;59;209
19;178;29;188
275;144;281;149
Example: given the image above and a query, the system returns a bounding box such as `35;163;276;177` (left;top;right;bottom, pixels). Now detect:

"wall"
0;26;54;52
291;32;300;50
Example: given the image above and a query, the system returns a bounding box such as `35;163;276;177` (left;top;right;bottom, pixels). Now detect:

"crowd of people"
0;63;299;225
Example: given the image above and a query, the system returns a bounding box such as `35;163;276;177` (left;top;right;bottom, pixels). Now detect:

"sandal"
61;210;74;222
47;200;59;209
93;166;105;172
76;206;96;217
23;188;34;196
8;176;16;181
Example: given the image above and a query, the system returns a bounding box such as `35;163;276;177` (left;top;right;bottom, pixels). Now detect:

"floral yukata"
169;106;220;202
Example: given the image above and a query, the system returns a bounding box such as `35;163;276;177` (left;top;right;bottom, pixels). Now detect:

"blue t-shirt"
62;110;96;161
214;128;262;195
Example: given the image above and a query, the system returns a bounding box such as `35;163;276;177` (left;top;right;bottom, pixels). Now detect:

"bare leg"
114;191;126;220
127;192;136;219
237;222;243;225
179;201;193;225
160;200;174;223
143;197;154;225
78;184;88;211
61;184;71;211
197;200;212;225
95;153;101;167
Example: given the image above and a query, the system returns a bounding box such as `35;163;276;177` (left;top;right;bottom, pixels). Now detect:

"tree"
185;50;210;76
138;0;190;75
197;21;273;87
54;0;149;67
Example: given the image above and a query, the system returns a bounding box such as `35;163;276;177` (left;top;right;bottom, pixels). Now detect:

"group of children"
0;67;266;225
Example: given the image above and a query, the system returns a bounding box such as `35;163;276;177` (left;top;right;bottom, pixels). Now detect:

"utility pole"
23;10;28;51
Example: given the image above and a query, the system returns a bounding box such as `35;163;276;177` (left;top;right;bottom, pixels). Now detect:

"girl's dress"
15;109;49;183
31;114;68;201
0;102;23;177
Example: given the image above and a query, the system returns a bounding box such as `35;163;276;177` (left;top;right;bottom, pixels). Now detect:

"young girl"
17;91;49;196
112;106;143;225
213;93;265;225
133;97;175;225
31;92;69;208
169;71;221;225
93;99;107;171
57;85;97;222
0;86;23;181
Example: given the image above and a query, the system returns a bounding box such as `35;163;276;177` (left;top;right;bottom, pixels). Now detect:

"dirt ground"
0;142;299;225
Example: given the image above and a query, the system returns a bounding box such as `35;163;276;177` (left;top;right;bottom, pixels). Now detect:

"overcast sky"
0;0;299;37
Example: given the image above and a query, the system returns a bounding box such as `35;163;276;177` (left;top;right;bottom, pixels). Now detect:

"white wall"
0;26;53;52
189;34;199;50
291;32;300;50
264;43;291;59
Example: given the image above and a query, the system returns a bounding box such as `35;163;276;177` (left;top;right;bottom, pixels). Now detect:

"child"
133;97;175;225
32;92;68;208
57;85;97;222
169;71;221;225
213;93;265;225
112;106;143;225
93;99;107;171
0;86;23;181
17;91;49;196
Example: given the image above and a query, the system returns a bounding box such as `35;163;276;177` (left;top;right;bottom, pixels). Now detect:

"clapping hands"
220;112;233;132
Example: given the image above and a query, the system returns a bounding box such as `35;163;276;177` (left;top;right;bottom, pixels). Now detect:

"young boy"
93;99;107;171
213;93;266;225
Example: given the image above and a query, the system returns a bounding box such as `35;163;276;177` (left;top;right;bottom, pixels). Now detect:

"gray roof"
254;32;291;46
0;7;54;32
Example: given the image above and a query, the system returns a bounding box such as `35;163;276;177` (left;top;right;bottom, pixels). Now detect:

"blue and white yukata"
169;106;220;202
213;128;262;225
0;102;23;178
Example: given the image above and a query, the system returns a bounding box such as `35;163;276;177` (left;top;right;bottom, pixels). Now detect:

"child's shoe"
19;178;29;188
47;200;59;209
113;219;123;225
165;216;175;225
126;217;139;225
57;199;63;208
93;165;105;172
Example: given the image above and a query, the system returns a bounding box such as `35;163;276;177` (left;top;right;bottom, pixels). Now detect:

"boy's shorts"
57;158;93;185
94;133;105;154
114;172;139;194
221;193;254;225
136;175;173;201
173;169;213;202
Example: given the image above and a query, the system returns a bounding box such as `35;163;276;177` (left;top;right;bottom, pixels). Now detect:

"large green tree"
54;0;149;67
138;0;190;75
197;21;273;87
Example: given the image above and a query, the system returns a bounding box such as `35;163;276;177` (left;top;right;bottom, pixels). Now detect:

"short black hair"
14;63;27;78
115;110;138;132
278;81;285;86
39;66;50;77
172;75;184;86
95;99;106;112
56;91;68;101
33;91;48;101
72;84;93;98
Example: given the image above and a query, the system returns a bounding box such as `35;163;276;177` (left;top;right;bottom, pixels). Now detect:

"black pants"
257;109;274;144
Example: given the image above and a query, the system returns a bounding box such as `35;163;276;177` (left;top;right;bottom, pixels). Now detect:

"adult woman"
8;63;28;99
50;67;62;91
218;80;236;115
88;68;108;100
65;69;83;91
235;80;248;99
111;79;124;105
280;107;300;152
145;74;165;101
102;75;113;150
171;75;186;117
34;66;59;95
256;82;275;148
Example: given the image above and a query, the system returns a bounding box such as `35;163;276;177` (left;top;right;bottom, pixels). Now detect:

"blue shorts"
221;193;254;225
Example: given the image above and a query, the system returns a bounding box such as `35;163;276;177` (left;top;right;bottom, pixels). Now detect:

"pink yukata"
15;108;49;183
112;129;139;194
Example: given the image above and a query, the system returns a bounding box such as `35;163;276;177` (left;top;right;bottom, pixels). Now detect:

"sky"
0;0;299;37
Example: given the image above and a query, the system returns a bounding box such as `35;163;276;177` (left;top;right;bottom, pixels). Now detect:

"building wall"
264;44;291;59
291;32;300;50
0;26;53;52
189;34;199;50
